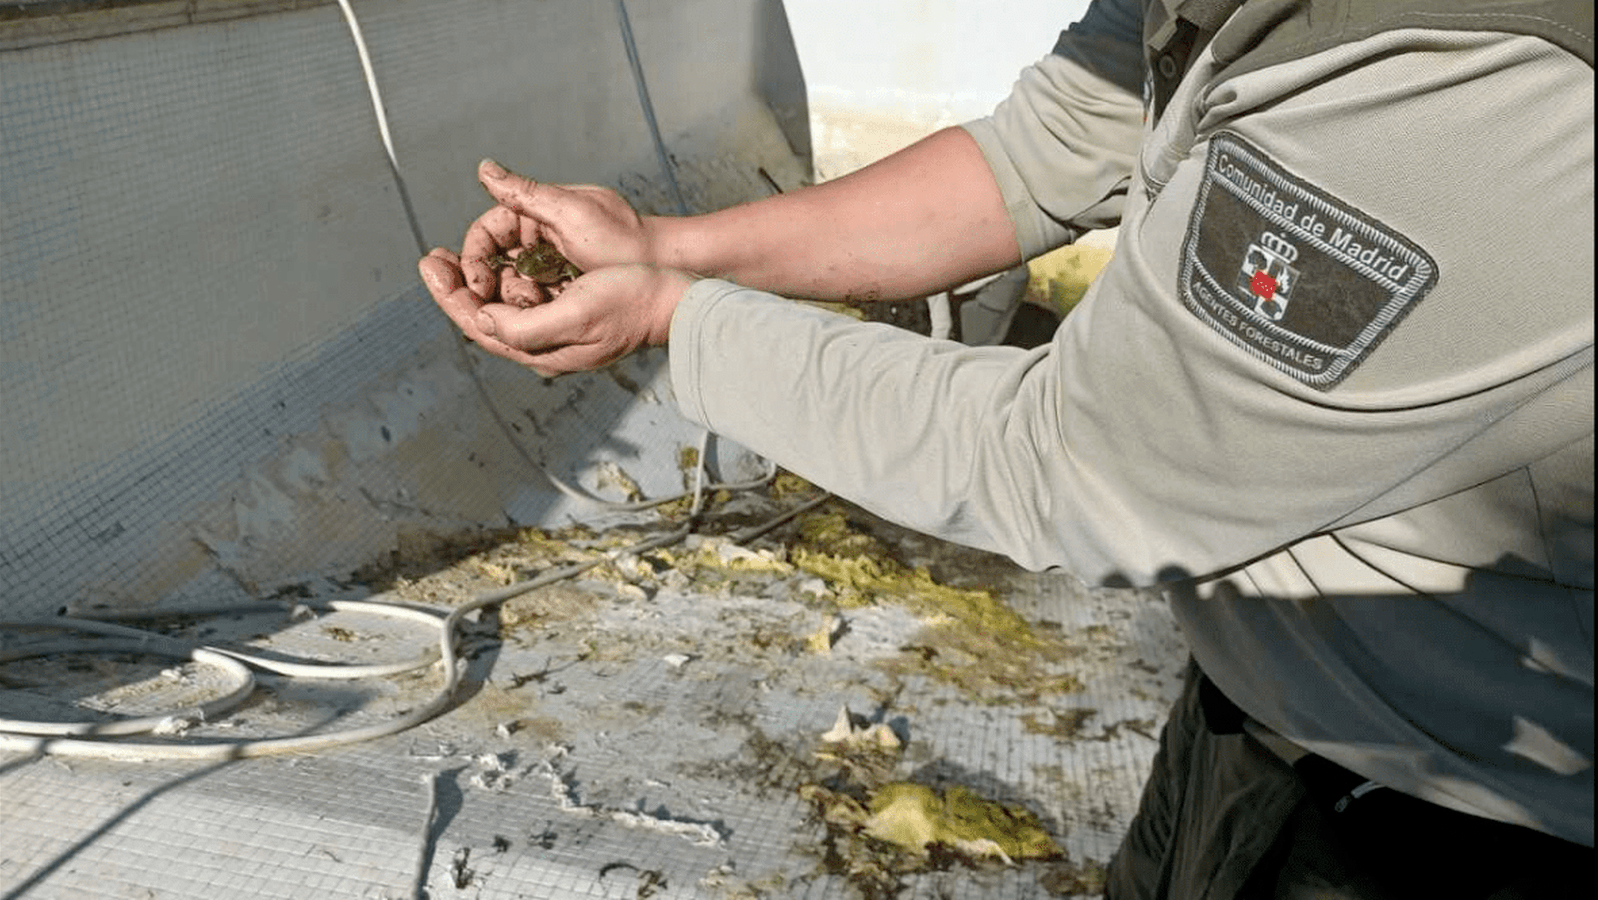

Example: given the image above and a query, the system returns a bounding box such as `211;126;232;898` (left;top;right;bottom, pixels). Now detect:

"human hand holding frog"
418;159;694;377
484;241;582;291
457;159;665;306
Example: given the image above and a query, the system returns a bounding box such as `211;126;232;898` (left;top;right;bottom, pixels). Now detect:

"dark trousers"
1105;660;1594;900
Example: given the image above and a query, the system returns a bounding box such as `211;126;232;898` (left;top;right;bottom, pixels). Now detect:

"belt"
1200;671;1389;812
1241;716;1310;767
1242;717;1393;813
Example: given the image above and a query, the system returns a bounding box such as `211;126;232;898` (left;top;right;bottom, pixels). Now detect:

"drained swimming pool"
0;2;1179;897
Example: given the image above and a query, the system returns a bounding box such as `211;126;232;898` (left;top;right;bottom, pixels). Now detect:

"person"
419;0;1594;896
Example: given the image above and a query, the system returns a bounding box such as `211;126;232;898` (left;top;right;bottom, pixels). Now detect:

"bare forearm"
648;126;1021;301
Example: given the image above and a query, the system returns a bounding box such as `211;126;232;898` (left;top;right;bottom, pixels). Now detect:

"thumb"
478;158;551;223
475;298;585;356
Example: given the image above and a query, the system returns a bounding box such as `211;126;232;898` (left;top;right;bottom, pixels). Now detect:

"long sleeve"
959;0;1146;257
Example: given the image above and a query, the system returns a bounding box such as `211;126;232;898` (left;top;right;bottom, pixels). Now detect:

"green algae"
657;537;794;576
1039;856;1109;895
783;507;1092;703
678;445;701;473
864;782;1061;862
792;510;1037;643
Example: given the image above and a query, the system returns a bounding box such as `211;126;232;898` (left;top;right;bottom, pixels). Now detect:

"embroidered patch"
1180;132;1438;390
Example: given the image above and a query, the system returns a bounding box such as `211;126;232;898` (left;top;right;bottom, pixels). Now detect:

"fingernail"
480;158;507;180
476;312;496;336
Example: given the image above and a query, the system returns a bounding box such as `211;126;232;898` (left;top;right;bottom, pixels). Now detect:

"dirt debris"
328;474;1133;898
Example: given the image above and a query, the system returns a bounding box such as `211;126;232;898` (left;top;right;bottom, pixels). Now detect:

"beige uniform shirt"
668;0;1594;846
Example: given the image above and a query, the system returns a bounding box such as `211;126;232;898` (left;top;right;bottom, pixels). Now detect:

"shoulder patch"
1179;131;1438;390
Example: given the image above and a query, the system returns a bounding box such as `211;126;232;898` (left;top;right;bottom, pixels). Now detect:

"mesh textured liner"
1;569;1184;898
0;2;1177;896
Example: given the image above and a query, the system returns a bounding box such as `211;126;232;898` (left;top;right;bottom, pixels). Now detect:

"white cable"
0;637;255;737
11;601;443;680
0;453;711;760
545;428;718;517
204;600;443;679
336;0;427;255
336;0;398;171
0;603;453;757
927;293;953;341
687;430;711;518
534;450;777;514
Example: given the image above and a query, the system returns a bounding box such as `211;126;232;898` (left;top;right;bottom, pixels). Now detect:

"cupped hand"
419;247;693;378
460;158;660;304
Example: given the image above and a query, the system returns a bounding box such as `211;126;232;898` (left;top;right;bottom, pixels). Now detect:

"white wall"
784;0;1095;176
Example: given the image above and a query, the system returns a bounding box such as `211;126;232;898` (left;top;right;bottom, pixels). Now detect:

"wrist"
643;214;712;277
647;267;698;346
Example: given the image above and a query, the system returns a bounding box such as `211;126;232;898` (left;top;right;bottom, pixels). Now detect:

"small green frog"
486;241;582;285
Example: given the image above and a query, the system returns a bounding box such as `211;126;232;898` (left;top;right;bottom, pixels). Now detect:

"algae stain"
799;775;1064;899
769;471;819;499
651;537;796;594
863;782;1062;862
791;510;1037;643
1039;856;1110;896
785;507;1094;702
1021;708;1098;740
678;444;700;473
